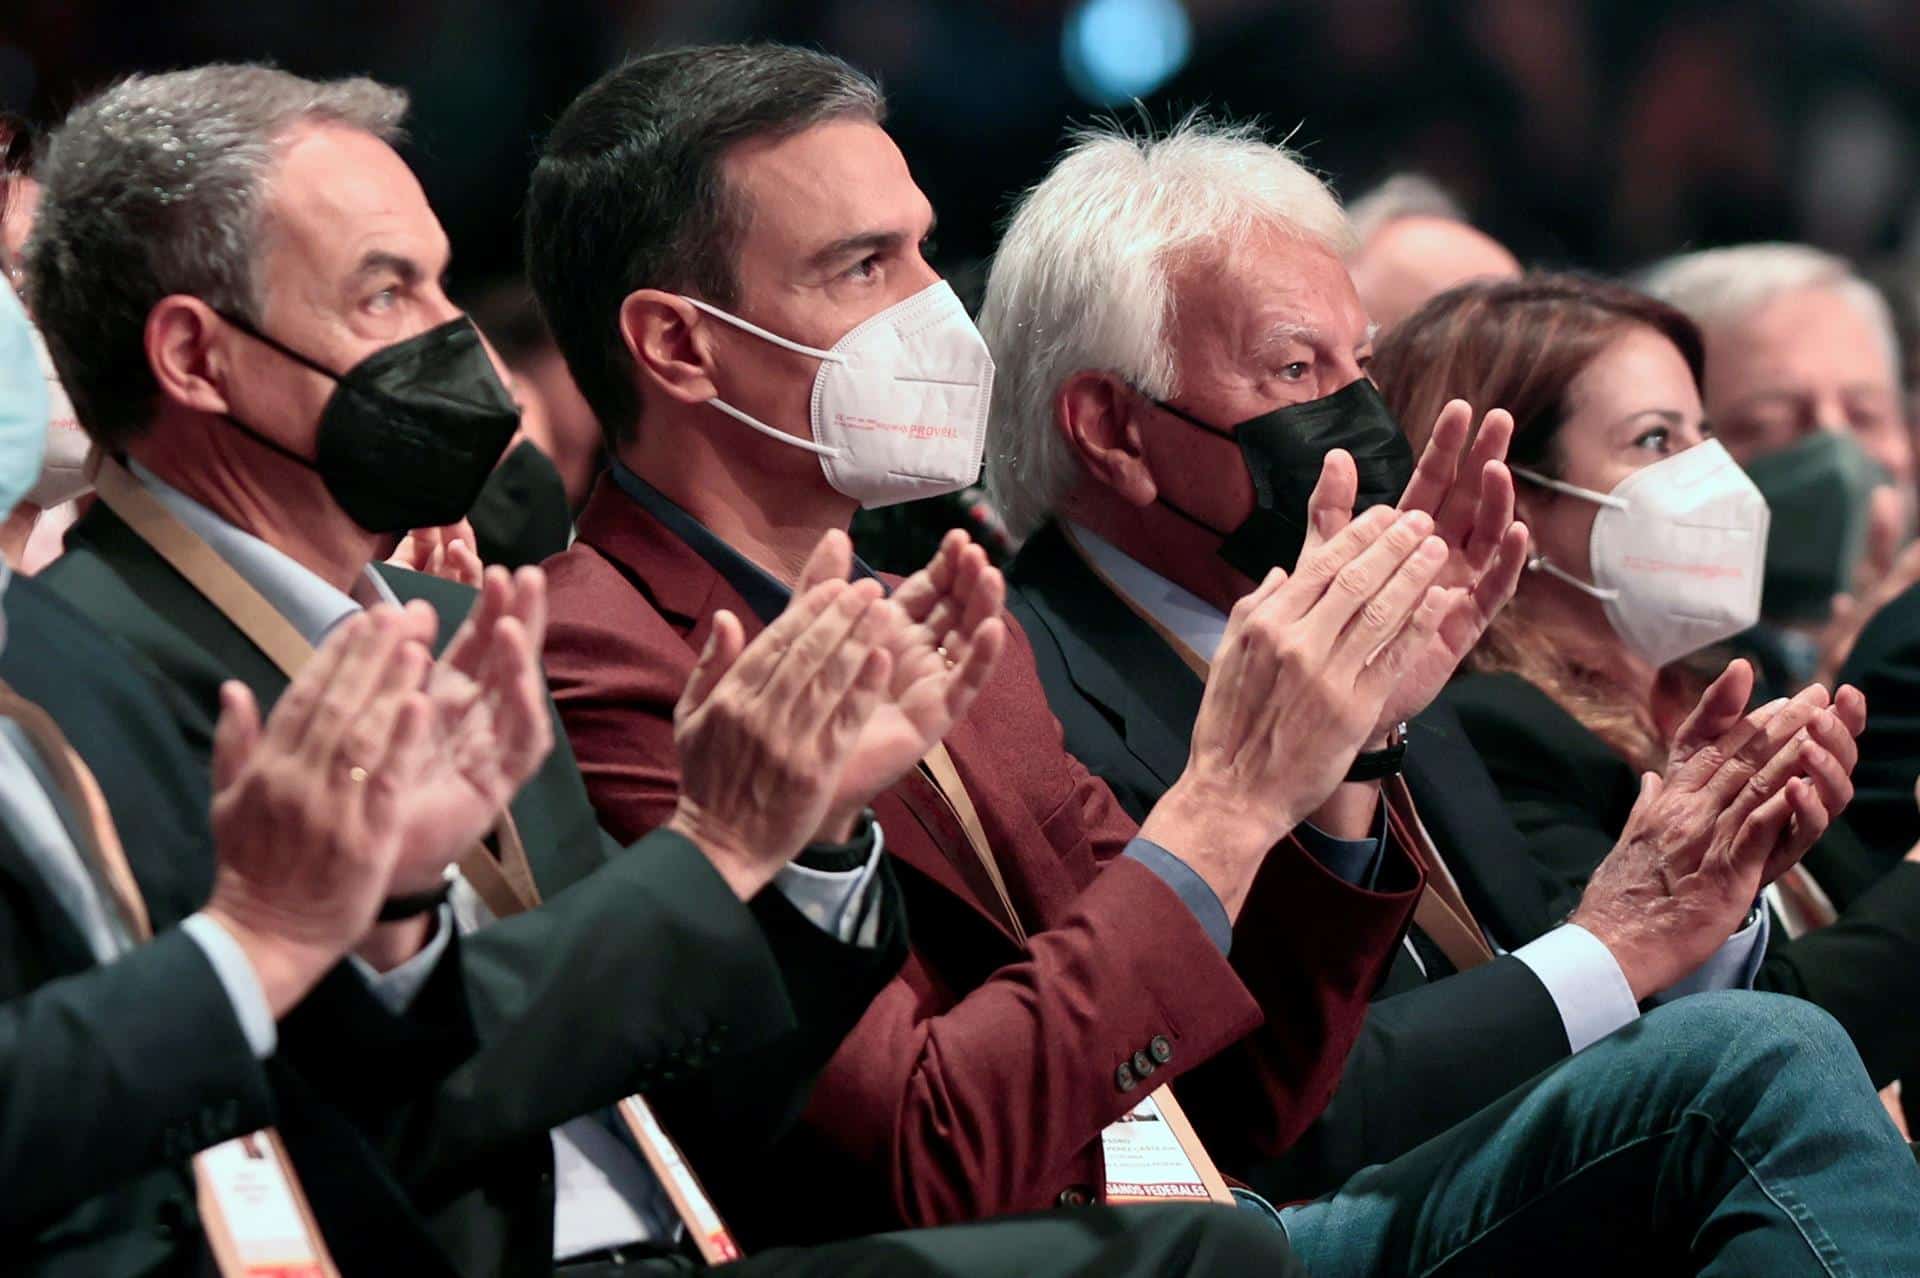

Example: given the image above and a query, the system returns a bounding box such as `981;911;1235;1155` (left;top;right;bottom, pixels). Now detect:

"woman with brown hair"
1376;272;1920;1112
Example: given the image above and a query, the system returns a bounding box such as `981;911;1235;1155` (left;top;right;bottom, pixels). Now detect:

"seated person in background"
980;117;1845;1201
467;277;606;513
20;62;1301;1278
1374;272;1920;1106
1643;244;1919;692
532;43;1920;1274
1343;172;1520;335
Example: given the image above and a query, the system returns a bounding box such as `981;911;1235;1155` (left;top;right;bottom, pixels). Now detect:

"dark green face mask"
1742;431;1888;622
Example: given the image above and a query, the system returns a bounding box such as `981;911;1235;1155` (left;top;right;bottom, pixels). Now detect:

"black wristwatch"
1346;721;1409;782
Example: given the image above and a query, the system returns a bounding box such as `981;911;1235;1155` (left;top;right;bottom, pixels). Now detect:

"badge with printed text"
1101;1088;1235;1204
618;1095;744;1264
194;1130;339;1278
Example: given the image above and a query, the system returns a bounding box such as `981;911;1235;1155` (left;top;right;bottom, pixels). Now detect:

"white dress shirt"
1070;525;1768;1053
130;463;885;1258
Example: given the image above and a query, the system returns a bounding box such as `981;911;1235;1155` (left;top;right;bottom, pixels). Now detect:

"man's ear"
620;289;719;406
146;295;237;417
1056;371;1158;507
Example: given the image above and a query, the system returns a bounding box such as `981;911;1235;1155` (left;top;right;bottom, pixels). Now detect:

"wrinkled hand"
795;528;1007;831
1142;499;1452;916
203;606;438;1015
1335;400;1529;738
668;577;896;900
1573;662;1858;998
390;519;484;589
380;565;557;894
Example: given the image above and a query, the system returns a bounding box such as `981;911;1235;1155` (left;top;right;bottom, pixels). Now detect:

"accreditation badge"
194;1130;339;1278
1100;1088;1235;1204
617;1095;744;1263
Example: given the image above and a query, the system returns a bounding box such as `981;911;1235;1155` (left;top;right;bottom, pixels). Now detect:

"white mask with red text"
681;280;993;509
1514;440;1769;668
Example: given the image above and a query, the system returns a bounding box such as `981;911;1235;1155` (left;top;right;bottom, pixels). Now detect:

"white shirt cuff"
180;911;277;1059
771;822;887;947
346;904;456;1014
1647;905;1770;1004
1511;922;1640;1054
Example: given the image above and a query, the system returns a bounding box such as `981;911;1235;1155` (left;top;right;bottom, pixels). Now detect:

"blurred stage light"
1061;0;1192;107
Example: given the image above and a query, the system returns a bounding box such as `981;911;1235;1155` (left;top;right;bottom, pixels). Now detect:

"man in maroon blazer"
524;44;1484;1246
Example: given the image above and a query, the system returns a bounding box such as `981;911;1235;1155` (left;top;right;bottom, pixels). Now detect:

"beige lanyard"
912;711;1234;1206
0;675;340;1278
1059;526;1493;974
94;457;745;1263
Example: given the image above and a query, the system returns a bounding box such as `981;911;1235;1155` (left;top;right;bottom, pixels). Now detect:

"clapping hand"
795;529;1008;831
1299;402;1530;742
668;572;897;899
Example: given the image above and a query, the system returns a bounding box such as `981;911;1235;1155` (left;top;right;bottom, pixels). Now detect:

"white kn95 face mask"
1513;439;1769;668
680;280;994;509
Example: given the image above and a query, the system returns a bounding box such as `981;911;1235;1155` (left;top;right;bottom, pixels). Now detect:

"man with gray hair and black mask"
19;62;1308;1278
982;116;1920;1273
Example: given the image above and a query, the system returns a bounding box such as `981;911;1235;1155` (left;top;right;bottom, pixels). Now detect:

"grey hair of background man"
1344;173;1467;249
25;65;408;452
1640;242;1902;388
525;44;885;450
978;116;1352;542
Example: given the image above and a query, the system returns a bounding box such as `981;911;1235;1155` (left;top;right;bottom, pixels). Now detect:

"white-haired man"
1343;173;1519;333
982;117;1920;1272
1645;243;1918;689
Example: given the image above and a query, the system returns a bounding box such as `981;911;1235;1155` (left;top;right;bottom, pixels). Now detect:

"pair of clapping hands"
195;534;1010;1015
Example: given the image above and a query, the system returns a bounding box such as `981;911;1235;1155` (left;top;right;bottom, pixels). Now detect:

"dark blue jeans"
1279;992;1919;1275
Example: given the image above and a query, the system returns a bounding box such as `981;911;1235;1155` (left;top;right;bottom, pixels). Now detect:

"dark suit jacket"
39;502;907;1277
1005;522;1573;1202
1837;580;1920;870
1440;668;1920;1087
541;474;1421;1245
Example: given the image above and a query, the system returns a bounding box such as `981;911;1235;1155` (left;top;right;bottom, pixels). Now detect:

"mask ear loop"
678;296;848;459
1512;464;1627;601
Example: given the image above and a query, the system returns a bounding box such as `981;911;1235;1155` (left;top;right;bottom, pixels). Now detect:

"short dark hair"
525;44;885;449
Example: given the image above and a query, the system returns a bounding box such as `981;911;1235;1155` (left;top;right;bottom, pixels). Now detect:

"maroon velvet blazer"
540;475;1422;1245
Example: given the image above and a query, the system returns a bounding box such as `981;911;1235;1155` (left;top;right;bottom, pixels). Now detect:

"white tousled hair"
978;116;1352;541
1640;242;1901;385
1344;172;1467;248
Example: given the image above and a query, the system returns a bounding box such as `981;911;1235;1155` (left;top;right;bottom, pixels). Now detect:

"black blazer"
1440;668;1920;1087
1838;580;1920;869
37;503;907;1276
1005;522;1573;1202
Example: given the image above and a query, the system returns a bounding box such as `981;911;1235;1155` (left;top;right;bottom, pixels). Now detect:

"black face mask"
216;314;521;534
468;439;574;569
1153;377;1416;578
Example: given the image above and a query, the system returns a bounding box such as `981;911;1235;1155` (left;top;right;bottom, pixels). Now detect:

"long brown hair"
1372;273;1708;771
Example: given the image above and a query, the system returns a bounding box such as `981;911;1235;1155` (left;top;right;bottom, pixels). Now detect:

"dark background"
6;0;1919;300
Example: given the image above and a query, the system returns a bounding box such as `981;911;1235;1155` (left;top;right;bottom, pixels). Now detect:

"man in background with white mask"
533;46;1920;1270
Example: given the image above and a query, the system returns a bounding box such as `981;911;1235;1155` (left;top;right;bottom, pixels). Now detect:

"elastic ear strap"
1511;464;1629;511
680;296;848;364
1527;552;1618;601
705;396;842;458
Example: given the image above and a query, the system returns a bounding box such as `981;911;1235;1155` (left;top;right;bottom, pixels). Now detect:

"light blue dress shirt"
1069;525;1768;1053
128;463;883;1257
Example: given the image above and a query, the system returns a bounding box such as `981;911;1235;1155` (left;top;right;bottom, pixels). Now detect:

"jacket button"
1056;1185;1095;1208
1115;1061;1137;1093
1149;1035;1173;1065
1132;1050;1155;1078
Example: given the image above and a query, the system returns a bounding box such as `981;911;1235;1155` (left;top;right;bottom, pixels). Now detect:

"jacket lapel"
1008;524;1202;789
